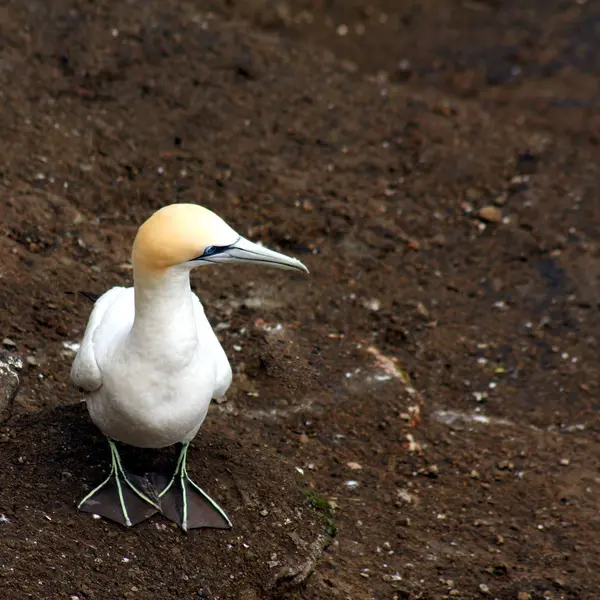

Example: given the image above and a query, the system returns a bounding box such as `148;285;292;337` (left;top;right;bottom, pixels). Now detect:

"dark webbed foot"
151;442;232;532
78;438;160;527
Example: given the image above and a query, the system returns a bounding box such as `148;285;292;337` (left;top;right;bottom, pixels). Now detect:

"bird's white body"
71;267;232;448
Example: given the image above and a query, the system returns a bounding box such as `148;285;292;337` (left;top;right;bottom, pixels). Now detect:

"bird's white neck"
130;266;197;347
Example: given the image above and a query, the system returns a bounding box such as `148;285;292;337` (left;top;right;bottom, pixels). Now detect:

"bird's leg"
78;438;160;527
153;442;232;532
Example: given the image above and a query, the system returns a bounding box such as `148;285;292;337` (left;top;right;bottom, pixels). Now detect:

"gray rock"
0;353;21;422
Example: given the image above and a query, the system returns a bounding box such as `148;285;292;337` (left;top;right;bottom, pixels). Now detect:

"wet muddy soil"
1;1;600;598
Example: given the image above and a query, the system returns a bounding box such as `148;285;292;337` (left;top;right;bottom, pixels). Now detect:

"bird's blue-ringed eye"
203;245;217;257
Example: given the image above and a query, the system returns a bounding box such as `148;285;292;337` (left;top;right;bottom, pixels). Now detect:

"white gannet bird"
70;203;309;530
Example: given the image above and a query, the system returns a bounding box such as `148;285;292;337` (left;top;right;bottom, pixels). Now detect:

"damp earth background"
1;0;600;599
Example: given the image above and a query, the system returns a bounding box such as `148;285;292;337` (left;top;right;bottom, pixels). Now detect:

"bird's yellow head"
132;203;309;276
132;204;237;273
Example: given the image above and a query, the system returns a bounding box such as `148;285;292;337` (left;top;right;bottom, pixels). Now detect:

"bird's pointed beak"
220;236;309;273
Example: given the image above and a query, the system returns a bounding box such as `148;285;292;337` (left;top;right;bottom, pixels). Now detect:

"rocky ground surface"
1;0;600;598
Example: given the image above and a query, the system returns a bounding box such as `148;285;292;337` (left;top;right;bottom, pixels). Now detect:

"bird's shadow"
0;403;221;513
58;404;179;478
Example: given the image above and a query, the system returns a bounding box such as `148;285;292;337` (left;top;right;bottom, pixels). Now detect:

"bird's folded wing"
193;295;233;399
69;286;127;392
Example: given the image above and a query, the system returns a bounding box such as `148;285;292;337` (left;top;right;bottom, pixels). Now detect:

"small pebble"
478;206;502;223
422;464;439;478
2;338;16;348
363;298;381;311
497;460;514;471
479;582;491;594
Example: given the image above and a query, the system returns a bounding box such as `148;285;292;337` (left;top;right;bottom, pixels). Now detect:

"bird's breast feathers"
72;285;232;446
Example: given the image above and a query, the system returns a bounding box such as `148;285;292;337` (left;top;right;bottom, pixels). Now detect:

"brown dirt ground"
1;0;600;598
